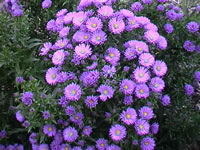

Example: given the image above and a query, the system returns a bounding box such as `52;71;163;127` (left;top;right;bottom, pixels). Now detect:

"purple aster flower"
63;12;75;24
60;144;71;150
42;0;52;9
119;79;136;95
144;30;159;44
58;96;68;107
12;8;23;17
123;95;133;105
183;40;196;52
108;17;125;34
135;16;150;26
6;145;15;150
196;5;200;12
43;124;56;137
164;23;174;34
120;9;134;18
40;42;52;56
63;127;78;142
82;125;92;136
109;124;126;141
65;105;76;116
153;60;167;76
80;70;100;87
70;112;84;125
73;30;91;43
120;108;137;125
135;84;150;99
55;39;69;49
56;9;68;18
16;111;25;122
150;77;165;93
21;91;34;106
97;85;114;101
72;11;87;27
144;23;158;32
86;17;103;32
46;19;56;31
157;0;168;3
166;10;177;21
157;5;165;12
194;71;200;82
38;144;49;150
151;123;159;134
141;137;155;150
59;27;70;38
98;6;114;18
184;84;194;96
45;67;59;85
86;146;95;150
134;119;150;135
105;47;120;66
124;48;137;60
139;53;155;67
106;144;121;150
29;133;37;144
175;12;184;21
50;140;60;150
134;41;149;55
142;0;152;5
64;83;82;101
132;140;138;145
52;50;66;65
102;65;116;78
16;76;24;83
90;30;107;45
123;66;130;72
74;43;92;60
133;67;150;83
126;17;140;31
56;16;64;25
157;36;168;50
0;130;6;139
72;146;82;150
186;21;199;33
85;96;98;108
161;94;171;106
139;106;154;120
78;0;93;10
87;62;98;70
42;111;51;120
15;144;24;150
131;2;143;12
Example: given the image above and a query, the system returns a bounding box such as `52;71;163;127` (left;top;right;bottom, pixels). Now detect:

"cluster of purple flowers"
0;144;24;150
4;0;23;17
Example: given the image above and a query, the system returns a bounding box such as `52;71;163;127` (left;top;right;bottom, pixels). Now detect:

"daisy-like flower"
42;0;52;9
126;17;140;31
140;137;155;150
60;144;71;150
73;30;91;43
74;43;92;60
90;30;107;45
52;50;66;65
70;112;84;125
131;2;143;12
120;9;134;18
73;11;87;27
59;27;70;38
134;41;149;55
21;91;34;106
153;60;167;76
133;67;150;83
63;127;78;142
161;94;171;106
65;105;76;116
56;9;68;18
38;144;49;150
64;12;75;24
139;106;154;120
184;84;194;96
139;53;155;67
135;84;150;99
194;71;200;82
80;70;100;87
86;17;103;32
98;6;114;18
150;77;165;93
119;79;136;95
123;95;134;105
120;108;137;125
124;48;137;60
85;96;98;108
156;36;167;50
183;40;196;52
82;125;92;136
96;138;108;150
45;67;59;85
55;38;69;49
144;30;159;44
102;65;116;78
144;23;158;32
108;17;125;34
64;83;82;101
16;111;24;122
40;42;52;56
43;124;56;137
164;23;174;34
106;144;121;150
97;85;114;101
109;124;127;141
134;119;150;135
135;16;150;26
151;123;159;134
186;21;199;33
105;47;120;66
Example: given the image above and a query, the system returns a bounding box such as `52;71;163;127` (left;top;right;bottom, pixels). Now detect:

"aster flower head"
82;125;92;136
106;144;121;150
38;144;49;150
183;40;196;52
141;137;155;150
74;43;92;60
120;108;137;125
139;106;154;120
42;0;52;9
151;123;159;134
153;60;167;76
90;30;107;45
135;16;150;26
96;138;108;150
55;38;69;49
108;17;125;34
126;17;140;31
119;79;136;95
64;83;82;101
70;112;84;125
133;67;150;83
157;4;165;12
98;6;114;18
73;11;87;27
124;48;137;60
40;42;52;56
142;0;152;5
21;91;34;106
134;41;149;55
43;124;56;137
56;9;67;18
161;94;171;106
157;35;168;50
97;85;114;101
144;23;158;32
105;47;120;66
144;30;159;44
164;23;174;34
157;0;168;3
109;124;127;141
86;146;95;150
102;65;116;78
60;144;71;150
59;27;70;38
85;96;98;108
120;9;134;18
184;84;194;96
52;50;66;65
73;30;91;43
135;84;150;99
134;119;150;135
42;111;51;120
16;76;24;83
139;53;155;67
150;77;165;93
45;67;59;85
80;70;100;87
16;111;24;122
86;17;103;32
65;105;76;116
186;21;199;33
64;12;75;24
131;2;143;12
123;95;134;105
166;10;177;21
194;71;200;82
63;127;78;142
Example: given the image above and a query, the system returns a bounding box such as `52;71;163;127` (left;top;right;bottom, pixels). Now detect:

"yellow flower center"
103;90;108;95
92;23;97;28
139;89;144;94
124;85;128;89
58;56;62;61
143;112;148;116
154;83;158;88
156;66;161;71
60;43;65;47
75;116;79;120
69;132;73;136
131;21;135;25
96;36;101;41
71;90;76;95
126;114;131;119
114;24;118;29
116;130;121;135
65;147;69;150
80;49;85;54
42;148;47;150
139;73;144;77
89;99;94;103
103;12;107;16
138;47;143;51
79;18;83;22
139;125;144;129
84;35;88;39
51;74;56;79
145;142;149;145
150;36;154;40
48;127;52;131
100;143;105;147
109;53;114;57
